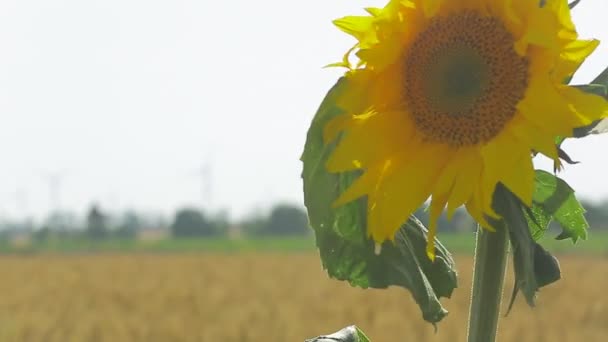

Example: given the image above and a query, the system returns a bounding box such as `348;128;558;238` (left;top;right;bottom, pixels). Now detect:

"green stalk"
466;224;509;342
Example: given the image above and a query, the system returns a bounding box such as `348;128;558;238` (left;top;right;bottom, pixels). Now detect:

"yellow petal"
481;130;535;206
501;149;535;206
446;150;483;218
415;0;441;18
367;144;449;242
323;114;352;145
511;1;562;53
507;115;558;160
326;111;413;172
333;16;378;47
335;70;374;114
544;0;577;40
466;184;494;231
560;85;608;123
518;74;586;137
332;160;390;207
553;39;599;81
427;191;449;261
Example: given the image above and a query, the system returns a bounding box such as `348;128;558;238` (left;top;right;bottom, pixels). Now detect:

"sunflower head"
325;0;608;259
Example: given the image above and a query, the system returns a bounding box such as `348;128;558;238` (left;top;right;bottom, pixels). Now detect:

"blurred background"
0;0;607;341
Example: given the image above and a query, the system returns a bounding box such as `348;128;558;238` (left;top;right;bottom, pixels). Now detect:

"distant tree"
170;208;217;237
114;211;140;239
582;200;608;230
412;205;475;233
86;204;108;239
262;204;309;236
44;211;78;232
240;212;267;236
33;226;51;242
450;209;476;233
210;210;230;235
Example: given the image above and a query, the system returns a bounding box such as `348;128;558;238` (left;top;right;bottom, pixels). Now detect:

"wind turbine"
41;170;68;215
200;161;213;211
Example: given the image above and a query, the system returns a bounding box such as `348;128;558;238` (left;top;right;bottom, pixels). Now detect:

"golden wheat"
0;253;605;341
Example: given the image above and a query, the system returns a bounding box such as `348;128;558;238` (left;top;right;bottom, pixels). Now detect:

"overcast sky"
0;0;607;221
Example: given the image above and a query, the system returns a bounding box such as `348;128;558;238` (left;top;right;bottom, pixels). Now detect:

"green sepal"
492;184;561;309
301;78;457;324
541;0;581;10
305;326;370;342
528;170;588;242
568;0;582;9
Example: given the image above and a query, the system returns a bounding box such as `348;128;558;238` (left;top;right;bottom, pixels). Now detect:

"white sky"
0;0;607;221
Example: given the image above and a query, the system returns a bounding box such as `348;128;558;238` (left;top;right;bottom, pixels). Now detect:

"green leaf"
573;84;607;98
354;327;371;342
592;65;608;85
305;326;370;342
492;185;561;309
301;78;457;324
523;204;552;241
529;170;588;242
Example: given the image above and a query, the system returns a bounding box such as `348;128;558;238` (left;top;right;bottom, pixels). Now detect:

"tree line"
1;199;607;242
0;203;311;241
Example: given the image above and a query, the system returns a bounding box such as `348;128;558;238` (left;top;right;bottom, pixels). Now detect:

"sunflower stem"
466;224;509;342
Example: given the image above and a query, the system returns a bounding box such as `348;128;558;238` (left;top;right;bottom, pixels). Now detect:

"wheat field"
0;253;606;342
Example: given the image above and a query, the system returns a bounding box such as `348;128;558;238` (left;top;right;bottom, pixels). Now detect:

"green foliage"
264;204;310;236
114;211;140;239
171;208;220;237
305;326;370;342
592;64;608;86
32;226;52;242
580;200;608;231
239;214;268;236
86;205;109;239
527;170;589;242
240;204;310;236
3;233;608;254
301;78;457;324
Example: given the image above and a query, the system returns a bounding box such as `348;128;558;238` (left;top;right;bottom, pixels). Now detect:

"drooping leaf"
492;184;561;309
493;185;537;306
305;326;370;342
533;244;561;288
301;78;457;324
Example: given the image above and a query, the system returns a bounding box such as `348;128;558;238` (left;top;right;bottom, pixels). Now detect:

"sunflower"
324;0;608;259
